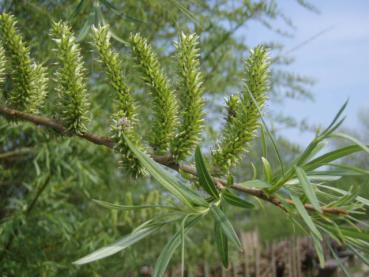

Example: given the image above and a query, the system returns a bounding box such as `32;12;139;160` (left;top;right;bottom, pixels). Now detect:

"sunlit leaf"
74;223;161;265
295;166;321;213
261;157;272;183
290;194;322;240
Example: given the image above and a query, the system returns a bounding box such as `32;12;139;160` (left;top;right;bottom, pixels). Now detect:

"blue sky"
246;0;369;144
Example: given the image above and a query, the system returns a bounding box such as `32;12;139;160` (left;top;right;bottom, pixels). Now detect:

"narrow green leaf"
290;194;322;240
295;166;321;213
74;223;160;265
317;184;369;207
321;100;348;136
238;179;271;189
154;216;200;277
304;145;367;171
195;146;219;198
312;235;325;268
331;132;369;156
348;246;369;266
328;243;351;277
93;199;178;211
223;190;254;209
260;125;267;158
210;205;242;250
214;221;229;268
250;162;257;179
123;135;208;208
329;163;369;176
261;157;272;183
286;175;341;185
180;216;188;277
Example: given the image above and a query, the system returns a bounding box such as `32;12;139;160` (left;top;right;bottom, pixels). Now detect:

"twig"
0;106;348;216
0;147;33;160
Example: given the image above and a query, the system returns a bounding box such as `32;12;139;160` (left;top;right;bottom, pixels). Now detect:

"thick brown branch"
0;106;348;216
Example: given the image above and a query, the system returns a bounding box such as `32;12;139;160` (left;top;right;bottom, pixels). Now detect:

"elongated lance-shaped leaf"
74;222;161;265
171;33;204;161
195;146;219;198
223;190;254;209
290;194;322;240
93;199;178;211
123;134;208;208
92;25;144;175
304;144;369;172
129;33;178;154
0;45;5;89
154;215;201;277
328;243;351;276
331;132;369;156
212;46;270;175
0;13;48;113
214;220;229;268
210;204;242;250
261;157;272;183
51;21;89;134
312;235;325;268
295;166;321;213
348;246;369;267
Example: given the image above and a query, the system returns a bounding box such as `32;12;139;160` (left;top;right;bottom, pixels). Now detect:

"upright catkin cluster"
129;33;178;155
0;13;48;113
212;46;270;175
92;26;143;175
171;33;204;161
51;21;89;134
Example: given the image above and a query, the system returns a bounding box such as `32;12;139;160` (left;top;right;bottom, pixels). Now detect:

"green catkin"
212;46;270;175
129;33;178;155
171;33;204;161
92;25;144;176
51;21;89;134
0;13;48;113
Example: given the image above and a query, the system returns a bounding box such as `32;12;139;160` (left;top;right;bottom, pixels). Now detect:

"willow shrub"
1;14;369;276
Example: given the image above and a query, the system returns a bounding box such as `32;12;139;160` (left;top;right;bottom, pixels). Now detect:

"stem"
0;106;348;216
0;147;33;160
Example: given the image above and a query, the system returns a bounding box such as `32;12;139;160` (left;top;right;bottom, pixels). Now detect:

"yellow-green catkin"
171;33;204;161
92;25;144;176
0;13;48;113
129;33;178;155
212;46;270;175
51;21;89;134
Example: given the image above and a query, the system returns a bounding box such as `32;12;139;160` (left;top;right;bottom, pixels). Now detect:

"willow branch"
0;147;33;160
0;106;347;215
